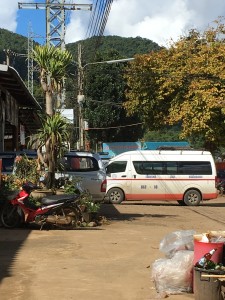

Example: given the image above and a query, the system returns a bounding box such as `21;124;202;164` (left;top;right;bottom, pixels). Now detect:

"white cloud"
65;0;92;43
1;0;225;47
0;0;18;32
105;0;225;46
65;12;91;44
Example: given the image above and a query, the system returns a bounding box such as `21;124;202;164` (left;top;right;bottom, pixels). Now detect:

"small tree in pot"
29;113;70;189
31;45;73;189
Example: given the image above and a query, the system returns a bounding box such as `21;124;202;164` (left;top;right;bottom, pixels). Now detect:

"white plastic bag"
152;250;194;296
159;230;195;258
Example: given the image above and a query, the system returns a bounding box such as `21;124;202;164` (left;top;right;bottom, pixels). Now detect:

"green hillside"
0;28;29;79
0;29;162;144
0;28;161;81
66;35;161;63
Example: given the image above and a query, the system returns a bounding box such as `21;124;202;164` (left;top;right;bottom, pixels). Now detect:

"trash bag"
152;250;194;296
159;230;195;258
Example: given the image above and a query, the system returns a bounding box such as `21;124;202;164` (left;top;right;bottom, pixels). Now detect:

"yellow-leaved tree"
124;18;225;150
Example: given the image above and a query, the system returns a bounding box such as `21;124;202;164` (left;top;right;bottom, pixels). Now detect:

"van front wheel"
184;189;201;206
107;188;124;204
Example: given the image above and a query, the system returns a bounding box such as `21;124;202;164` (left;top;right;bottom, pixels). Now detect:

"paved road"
1;197;225;300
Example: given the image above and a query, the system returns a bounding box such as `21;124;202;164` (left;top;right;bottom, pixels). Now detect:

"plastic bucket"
194;240;224;265
194;267;225;300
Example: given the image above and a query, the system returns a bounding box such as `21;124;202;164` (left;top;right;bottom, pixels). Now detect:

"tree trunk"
46;90;54;116
45;171;55;189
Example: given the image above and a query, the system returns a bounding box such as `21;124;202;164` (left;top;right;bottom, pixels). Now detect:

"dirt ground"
1;196;225;300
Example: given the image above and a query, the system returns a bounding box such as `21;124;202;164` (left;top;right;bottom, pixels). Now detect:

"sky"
1;0;225;47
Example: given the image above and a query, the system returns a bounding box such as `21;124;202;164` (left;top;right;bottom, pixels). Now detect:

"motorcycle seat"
41;194;77;206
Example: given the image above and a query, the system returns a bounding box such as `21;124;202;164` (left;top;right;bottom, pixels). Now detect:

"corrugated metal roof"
0;64;42;133
0;64;41;109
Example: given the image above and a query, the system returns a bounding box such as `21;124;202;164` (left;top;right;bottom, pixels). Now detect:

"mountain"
0;28;31;79
66;35;161;63
0;29;162;143
0;28;161;81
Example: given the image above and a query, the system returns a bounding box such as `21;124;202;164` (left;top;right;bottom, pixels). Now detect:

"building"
0;64;42;151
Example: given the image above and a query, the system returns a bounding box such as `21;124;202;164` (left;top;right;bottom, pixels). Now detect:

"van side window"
106;161;127;174
133;161;164;175
133;161;212;175
177;161;212;175
166;162;178;175
63;156;99;172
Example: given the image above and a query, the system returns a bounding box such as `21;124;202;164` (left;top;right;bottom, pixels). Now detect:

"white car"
56;151;107;202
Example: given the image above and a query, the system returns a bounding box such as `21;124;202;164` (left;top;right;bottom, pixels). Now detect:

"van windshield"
106;161;127;173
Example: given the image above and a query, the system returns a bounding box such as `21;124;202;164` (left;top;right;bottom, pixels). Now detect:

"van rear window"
62;156;99;172
133;161;212;175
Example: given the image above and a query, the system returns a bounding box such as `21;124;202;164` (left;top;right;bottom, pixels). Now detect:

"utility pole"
27;24;45;95
76;56;135;151
77;43;85;150
27;23;34;95
3;49;14;66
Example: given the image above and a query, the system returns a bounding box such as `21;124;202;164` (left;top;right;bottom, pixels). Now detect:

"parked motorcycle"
0;182;82;230
217;179;225;195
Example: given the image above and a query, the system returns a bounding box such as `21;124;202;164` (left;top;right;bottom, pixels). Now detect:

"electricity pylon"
19;1;92;102
18;0;92;49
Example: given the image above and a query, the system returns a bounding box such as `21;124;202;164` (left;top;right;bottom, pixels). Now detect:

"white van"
105;150;218;206
55;151;107;202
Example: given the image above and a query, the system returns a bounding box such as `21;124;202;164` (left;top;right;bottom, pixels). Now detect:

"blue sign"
102;142;141;157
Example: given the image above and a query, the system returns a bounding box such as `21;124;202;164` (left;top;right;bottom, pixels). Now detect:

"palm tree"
32;45;73;115
30;113;70;189
31;45;73;188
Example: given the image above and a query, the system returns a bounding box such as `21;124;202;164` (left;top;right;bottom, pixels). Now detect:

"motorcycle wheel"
218;186;224;195
1;203;21;228
55;207;80;229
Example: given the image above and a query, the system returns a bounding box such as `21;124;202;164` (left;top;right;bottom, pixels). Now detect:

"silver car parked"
55;151;107;202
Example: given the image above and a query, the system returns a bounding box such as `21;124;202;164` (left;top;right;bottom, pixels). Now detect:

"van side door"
106;157;132;197
130;160;166;200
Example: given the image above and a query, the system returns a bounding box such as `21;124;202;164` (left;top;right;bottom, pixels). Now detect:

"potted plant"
79;191;101;223
63;178;101;223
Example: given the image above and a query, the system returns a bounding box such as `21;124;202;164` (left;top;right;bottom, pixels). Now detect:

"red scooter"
0;182;82;230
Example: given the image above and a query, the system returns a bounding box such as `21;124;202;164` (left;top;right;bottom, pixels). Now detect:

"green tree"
83;50;144;147
124;19;225;151
30;113;70;189
31;45;73;188
32;45;73;116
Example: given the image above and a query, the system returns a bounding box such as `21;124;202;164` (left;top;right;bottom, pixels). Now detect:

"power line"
87;98;123;107
86;0;113;39
87;122;143;130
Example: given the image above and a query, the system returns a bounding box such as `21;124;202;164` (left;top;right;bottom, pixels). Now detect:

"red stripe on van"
126;194;166;200
125;192;218;201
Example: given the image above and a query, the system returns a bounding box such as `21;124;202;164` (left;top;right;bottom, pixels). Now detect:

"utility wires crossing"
86;0;113;38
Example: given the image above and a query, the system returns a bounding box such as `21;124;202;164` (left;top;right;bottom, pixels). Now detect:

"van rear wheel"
184;189;201;206
107;188;124;204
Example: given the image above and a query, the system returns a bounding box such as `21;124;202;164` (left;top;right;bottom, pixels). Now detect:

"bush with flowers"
0;155;40;200
0;174;22;204
13;154;40;184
